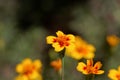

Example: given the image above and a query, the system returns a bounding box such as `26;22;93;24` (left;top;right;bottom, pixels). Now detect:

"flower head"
108;66;120;80
107;35;120;47
66;36;95;60
46;30;75;52
15;72;42;80
15;58;42;80
50;58;62;71
76;59;104;75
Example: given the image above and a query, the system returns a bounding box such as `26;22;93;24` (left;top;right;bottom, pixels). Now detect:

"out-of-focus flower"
76;59;104;75
108;66;120;80
50;58;62;71
66;36;95;60
15;58;42;80
46;30;75;52
107;35;120;47
15;72;42;80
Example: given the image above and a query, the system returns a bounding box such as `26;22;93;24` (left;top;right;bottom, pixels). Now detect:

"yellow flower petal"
70;52;83;60
22;58;32;65
77;62;86;72
94;62;102;70
65;43;75;55
33;60;42;70
46;36;56;44
56;31;64;36
29;71;42;80
67;34;75;42
16;64;23;73
87;44;96;52
94;70;104;74
75;36;85;44
76;62;89;75
87;59;93;66
108;69;118;80
84;52;94;59
52;43;64;52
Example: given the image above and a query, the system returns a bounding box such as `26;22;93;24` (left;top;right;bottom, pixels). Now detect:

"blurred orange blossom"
66;36;95;60
15;58;42;80
107;35;120;47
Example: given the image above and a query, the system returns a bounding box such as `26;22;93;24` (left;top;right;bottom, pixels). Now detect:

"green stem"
58;49;65;80
62;57;64;80
85;74;94;80
59;57;64;80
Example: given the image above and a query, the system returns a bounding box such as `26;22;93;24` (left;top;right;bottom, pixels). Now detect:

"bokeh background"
1;0;120;80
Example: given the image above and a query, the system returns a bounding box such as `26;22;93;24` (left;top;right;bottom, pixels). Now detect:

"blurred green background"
1;0;120;80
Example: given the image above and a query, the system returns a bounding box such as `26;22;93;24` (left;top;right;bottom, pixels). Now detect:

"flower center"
76;46;87;54
54;35;70;47
24;64;35;75
116;74;120;80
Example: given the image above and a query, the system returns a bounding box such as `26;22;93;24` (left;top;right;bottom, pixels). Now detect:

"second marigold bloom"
46;30;75;52
66;36;95;60
108;66;120;80
15;58;42;80
76;59;104;75
50;58;62;71
107;35;120;47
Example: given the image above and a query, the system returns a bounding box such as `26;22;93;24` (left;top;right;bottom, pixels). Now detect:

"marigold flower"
15;58;42;80
76;59;104;75
46;30;75;52
66;36;95;60
107;35;120;47
108;66;120;80
50;58;62;71
15;72;42;80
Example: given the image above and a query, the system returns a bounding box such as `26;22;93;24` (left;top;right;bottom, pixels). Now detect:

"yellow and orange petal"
50;59;62;71
108;66;120;80
46;30;75;52
52;42;65;51
76;62;88;74
87;59;93;67
33;59;42;71
92;62;104;74
107;35;120;47
76;59;104;75
66;36;95;60
46;36;56;44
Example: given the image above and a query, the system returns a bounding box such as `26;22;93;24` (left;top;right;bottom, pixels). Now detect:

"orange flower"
50;59;62;71
76;59;104;75
15;58;42;80
107;35;120;47
108;66;120;80
66;36;95;60
46;30;75;52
